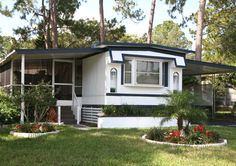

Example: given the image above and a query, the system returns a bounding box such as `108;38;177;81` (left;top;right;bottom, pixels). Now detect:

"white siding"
82;53;106;105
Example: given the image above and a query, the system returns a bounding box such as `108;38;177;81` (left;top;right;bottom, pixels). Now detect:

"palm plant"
161;90;207;133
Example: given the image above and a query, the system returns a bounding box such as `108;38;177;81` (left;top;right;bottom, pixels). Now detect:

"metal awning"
184;59;236;76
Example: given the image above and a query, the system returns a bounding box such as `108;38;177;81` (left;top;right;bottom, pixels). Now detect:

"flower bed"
10;123;59;138
143;125;227;147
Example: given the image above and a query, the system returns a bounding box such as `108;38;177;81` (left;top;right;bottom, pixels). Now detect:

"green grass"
1;126;236;166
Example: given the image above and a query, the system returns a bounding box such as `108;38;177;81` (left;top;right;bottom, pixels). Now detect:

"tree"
99;0;145;43
152;20;192;48
195;0;206;61
50;0;58;48
161;90;207;132
165;0;206;60
13;0;81;48
99;0;105;43
147;0;156;44
203;0;236;64
0;1;11;16
67;18;126;48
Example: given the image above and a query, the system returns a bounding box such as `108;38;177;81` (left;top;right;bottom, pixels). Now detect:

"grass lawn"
1;126;236;166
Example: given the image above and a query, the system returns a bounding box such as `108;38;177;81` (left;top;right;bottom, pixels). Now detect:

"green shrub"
20;81;56;123
102;105;169;117
0;88;19;125
14;123;56;133
206;131;220;143
146;128;168;141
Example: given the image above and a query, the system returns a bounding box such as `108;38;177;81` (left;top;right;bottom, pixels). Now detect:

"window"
136;60;160;85
123;58;163;86
110;68;117;92
124;60;132;84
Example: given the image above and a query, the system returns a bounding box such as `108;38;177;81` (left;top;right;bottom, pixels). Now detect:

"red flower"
193;125;206;133
15;124;22;129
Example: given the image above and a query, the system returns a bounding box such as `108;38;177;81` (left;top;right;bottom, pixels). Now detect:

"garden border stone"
10;130;60;138
142;134;227;148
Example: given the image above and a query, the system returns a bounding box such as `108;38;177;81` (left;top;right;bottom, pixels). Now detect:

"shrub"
161;90;207;131
14;123;55;133
102;105;169;117
206;131;220;143
146;128;168;141
0;88;19;125
21;81;56;123
146;125;221;144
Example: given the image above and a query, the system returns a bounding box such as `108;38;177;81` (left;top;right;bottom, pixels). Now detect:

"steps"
61;106;77;124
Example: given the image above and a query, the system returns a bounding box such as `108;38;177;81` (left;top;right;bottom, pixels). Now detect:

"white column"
20;55;25;124
58;106;61;125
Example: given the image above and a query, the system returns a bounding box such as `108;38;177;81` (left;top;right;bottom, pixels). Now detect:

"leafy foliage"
146;128;168;141
161;90;207;131
21;82;56;123
152;20;192;49
14;123;55;133
113;0;145;22
102;105;168;117
203;0;236;64
0;88;19;125
147;125;221;144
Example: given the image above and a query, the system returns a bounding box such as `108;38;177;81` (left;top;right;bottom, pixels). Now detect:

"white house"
1;43;236;125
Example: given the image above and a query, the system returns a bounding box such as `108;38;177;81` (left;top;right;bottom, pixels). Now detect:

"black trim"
121;64;124;85
15;48;107;55
109;49;125;63
106;93;169;97
163;62;169;87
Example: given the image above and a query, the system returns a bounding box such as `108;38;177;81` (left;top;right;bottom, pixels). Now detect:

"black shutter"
162;62;169;87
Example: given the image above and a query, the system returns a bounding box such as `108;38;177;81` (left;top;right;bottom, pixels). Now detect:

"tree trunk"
147;0;156;44
50;0;58;48
99;0;105;43
195;0;206;61
177;117;183;131
42;0;50;49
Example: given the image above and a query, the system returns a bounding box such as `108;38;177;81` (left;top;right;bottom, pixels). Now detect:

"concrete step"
61;106;76;125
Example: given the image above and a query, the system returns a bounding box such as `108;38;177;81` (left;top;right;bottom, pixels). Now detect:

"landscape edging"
142;134;227;148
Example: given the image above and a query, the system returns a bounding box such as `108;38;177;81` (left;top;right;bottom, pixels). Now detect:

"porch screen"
0;62;11;86
75;59;82;96
13;59;52;85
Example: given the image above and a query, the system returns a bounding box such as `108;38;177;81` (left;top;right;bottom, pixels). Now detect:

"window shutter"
162;62;169;87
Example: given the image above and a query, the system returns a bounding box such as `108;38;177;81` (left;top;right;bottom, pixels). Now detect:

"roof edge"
97;42;195;54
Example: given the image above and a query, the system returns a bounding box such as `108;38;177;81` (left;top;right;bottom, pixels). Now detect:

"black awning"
184;59;236;76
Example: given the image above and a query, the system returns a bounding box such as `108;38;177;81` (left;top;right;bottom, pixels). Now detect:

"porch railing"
72;91;81;125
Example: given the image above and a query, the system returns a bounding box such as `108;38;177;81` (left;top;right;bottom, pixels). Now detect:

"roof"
184;59;236;75
98;42;195;55
0;47;107;65
0;42;194;65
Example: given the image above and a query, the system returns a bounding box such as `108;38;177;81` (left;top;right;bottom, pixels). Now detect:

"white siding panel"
82;53;107;105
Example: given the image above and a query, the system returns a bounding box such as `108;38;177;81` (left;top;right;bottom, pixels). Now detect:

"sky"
0;0;198;49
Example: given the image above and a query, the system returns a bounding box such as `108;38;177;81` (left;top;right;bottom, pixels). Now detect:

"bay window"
123;58;168;87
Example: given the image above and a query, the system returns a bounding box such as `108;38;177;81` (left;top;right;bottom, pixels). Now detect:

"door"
53;60;74;105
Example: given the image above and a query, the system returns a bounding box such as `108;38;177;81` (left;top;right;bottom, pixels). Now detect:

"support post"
58;106;61;125
10;60;13;95
76;106;81;125
212;74;216;119
20;55;25;124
